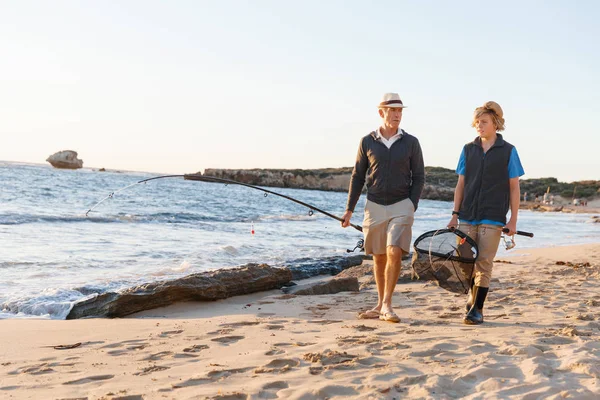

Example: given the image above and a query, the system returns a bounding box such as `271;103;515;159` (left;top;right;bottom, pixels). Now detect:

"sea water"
1;162;598;319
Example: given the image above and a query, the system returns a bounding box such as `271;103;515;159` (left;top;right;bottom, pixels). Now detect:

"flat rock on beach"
1;244;599;399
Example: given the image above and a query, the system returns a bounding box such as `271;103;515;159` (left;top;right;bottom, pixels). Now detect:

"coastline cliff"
200;167;600;205
202;167;456;201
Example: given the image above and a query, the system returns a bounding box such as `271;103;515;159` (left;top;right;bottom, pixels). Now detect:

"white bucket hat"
378;93;406;109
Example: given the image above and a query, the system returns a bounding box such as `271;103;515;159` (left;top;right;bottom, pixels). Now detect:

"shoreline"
1;243;599;398
520;201;600;215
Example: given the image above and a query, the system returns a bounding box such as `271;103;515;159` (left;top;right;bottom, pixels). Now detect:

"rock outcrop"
46;150;83;169
285;255;369;280
66;263;292;319
200;168;454;201
282;277;359;295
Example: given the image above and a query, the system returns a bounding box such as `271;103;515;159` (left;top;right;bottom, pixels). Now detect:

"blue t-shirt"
456;146;525;226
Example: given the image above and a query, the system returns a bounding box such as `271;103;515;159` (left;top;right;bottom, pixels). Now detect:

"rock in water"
46;150;83;169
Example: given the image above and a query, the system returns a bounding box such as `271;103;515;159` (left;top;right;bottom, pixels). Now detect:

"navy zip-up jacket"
459;134;514;224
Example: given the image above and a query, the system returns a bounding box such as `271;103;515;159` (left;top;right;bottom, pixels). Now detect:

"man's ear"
378;108;385;118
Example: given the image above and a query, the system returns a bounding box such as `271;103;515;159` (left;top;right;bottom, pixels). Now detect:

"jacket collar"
473;133;505;149
371;128;405;141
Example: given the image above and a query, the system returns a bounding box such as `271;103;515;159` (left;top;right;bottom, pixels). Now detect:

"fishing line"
84;173;364;250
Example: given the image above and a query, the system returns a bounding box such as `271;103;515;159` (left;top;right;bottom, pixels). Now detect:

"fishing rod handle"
502;228;534;238
351;223;363;233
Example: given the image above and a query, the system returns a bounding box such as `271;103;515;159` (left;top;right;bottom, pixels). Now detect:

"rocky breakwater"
203;167;354;191
201;167;455;201
46;150;83;169
67;263;292;319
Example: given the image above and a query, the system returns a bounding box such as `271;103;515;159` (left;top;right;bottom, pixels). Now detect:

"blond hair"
471;101;505;131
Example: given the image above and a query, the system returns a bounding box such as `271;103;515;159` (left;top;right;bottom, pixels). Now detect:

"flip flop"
379;311;401;323
358;310;380;319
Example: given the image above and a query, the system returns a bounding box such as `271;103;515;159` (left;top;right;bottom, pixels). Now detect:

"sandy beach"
1;244;599;399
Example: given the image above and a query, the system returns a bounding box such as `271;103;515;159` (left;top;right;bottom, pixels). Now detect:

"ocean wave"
0;288;92;320
0;212;240;225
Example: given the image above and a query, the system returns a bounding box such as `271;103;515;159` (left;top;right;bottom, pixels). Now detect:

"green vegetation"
519;178;600;199
425;166;458;188
425;167;600;199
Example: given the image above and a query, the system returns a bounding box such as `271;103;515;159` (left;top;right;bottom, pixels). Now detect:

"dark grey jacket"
346;130;425;212
459;134;514;224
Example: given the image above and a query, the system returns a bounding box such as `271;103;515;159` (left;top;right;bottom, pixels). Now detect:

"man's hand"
341;210;353;228
447;215;459;229
504;219;517;236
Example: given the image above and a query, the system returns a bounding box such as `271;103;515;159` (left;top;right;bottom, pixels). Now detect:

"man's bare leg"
369;254;387;314
380;245;403;316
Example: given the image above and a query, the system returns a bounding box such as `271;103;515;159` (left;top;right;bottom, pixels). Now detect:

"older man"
342;93;425;323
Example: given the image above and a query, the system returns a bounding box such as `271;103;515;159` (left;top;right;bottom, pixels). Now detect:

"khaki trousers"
458;223;502;288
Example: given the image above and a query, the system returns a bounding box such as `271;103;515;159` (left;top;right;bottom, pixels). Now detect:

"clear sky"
1;1;598;182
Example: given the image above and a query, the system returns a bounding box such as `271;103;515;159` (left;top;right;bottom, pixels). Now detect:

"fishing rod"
85;173;365;251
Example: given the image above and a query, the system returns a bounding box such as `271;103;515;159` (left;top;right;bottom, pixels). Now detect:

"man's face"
379;107;403;129
474;113;497;139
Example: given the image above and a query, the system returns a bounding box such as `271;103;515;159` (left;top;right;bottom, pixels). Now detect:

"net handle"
502;228;534;238
451;226;533;238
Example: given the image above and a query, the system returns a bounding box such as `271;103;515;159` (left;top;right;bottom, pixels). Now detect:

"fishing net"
411;228;478;294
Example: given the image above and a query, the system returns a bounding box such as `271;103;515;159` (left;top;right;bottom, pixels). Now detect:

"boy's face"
474;113;496;139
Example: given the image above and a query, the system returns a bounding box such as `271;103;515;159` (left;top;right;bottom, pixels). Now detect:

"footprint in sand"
63;375;114;385
171;377;213;388
309;366;324;375
342;324;377;332
303;351;358;366
220;321;260;328
337;336;410;354
207;328;235;335
183;344;209;353
141;351;173;361
101;339;147;349
9;363;55;375
356;356;388;368
259;381;289;398
254;359;300;374
134;365;170;376
307;319;343;325
367;342;411;355
111;395;145;400
273;342;315;347
211;335;245;344
208;394;248;400
207;367;255;380
265;348;286;356
438;312;463;319
264;324;285;330
337;335;377;345
409;348;446;357
158;330;184;338
314;384;359;397
404;329;429;334
103;340;149;355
